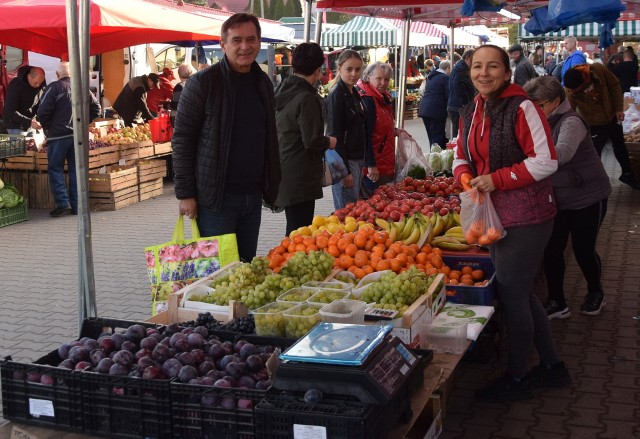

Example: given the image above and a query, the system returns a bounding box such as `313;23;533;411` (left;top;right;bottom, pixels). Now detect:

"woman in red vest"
358;61;408;193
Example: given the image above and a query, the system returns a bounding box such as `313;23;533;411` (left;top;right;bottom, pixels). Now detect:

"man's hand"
328;136;337;149
179;198;197;219
367;166;379;182
342;174;354;188
616;111;625;123
31;119;42;130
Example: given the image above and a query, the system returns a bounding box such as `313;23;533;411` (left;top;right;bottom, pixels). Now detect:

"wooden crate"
136;159;167;183
118;142;140;161
153;142;172;156
88;165;138;192
404;107;418;120
35;151;50;171
89;184;139;211
138;140;155;158
88;145;120;169
2;151;36;170
139;178;163;201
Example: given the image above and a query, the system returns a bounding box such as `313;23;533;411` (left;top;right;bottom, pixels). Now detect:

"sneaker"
475;374;534;402
526;361;572;388
581;294;606;315
619;173;640;190
50;206;72;217
545;300;571;320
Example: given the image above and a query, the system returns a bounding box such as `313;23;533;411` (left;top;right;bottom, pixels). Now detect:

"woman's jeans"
331;159;363;211
196;192;262;263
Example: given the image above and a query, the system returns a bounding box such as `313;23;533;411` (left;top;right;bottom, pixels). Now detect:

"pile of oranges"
267;228;450;280
446;265;488;286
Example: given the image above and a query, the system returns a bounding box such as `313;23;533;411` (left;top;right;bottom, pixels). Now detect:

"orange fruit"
354;250;369;267
345;243;358;257
352;267;366;279
486;227;502;241
364;239;375;251
338;254;353;269
293;235;304;244
471;269;485;281
430;254;443;269
306;244;318;253
425;267;438;276
362;265;374;275
337;238;350;251
376;259;391;271
395;253;408;267
287;242;296;253
448;279;459;285
415;252;428;265
295;243;306;253
327;245;340;258
449;270;461;280
461;266;473;275
354;233;368;249
389;258;403;273
465;230;478;244
383;249;397;259
315;235;329;249
373;232;387;244
460;274;474;285
478;235;493;246
280;237;292;249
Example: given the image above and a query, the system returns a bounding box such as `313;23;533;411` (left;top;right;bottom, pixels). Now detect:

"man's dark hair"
292;42;325;75
222;13;261;42
462;49;475;61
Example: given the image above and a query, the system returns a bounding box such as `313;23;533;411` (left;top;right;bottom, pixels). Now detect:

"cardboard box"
404;394;443;439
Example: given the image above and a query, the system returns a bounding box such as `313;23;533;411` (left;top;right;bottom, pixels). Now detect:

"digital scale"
274;323;427;405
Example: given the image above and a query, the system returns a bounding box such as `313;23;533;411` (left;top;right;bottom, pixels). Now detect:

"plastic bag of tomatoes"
459;188;505;246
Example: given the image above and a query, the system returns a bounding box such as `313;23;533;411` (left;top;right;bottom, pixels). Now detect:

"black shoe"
581;294;606;315
50;206;72;217
619;173;640;190
526;361;572;388
475;374;534;402
71;209;77;215
545;300;571;320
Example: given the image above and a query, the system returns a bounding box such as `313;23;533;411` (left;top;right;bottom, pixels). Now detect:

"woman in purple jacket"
524;76;611;318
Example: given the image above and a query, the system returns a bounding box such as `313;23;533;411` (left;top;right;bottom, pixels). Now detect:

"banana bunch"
430;226;471;251
375;213;430;245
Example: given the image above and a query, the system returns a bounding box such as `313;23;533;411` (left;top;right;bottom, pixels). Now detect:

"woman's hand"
179;198;198;219
367;166;379;182
470;174;495;192
328;136;337;149
342;174;354;188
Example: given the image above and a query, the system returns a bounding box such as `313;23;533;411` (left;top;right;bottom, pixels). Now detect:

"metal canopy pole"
314;11;323;44
66;0;97;332
395;17;411;129
303;0;313;42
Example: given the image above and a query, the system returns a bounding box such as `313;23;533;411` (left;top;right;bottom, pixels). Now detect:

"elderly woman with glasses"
523;75;611;319
357;61;408;192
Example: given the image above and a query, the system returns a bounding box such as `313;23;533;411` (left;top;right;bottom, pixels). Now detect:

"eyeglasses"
536;100;551;109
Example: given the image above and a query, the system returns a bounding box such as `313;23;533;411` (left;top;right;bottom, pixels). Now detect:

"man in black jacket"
172;13;281;262
3;65;46;134
447;49;475;139
112;73;159;126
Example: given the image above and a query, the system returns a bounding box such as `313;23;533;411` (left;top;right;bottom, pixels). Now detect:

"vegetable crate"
404;108;418;120
442;254;496;306
154;142;172;156
138;140;155;158
0;201;28;227
79;318;173;439
254;394;383;439
171;383;267;438
0;351;84;433
1;150;36;170
0;134;26;159
139;178;164;201
118;142;141;161
88;145;120;170
137;159;168;183
89;165;139;211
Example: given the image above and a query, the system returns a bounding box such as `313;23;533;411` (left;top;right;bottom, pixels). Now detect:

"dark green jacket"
274;75;329;207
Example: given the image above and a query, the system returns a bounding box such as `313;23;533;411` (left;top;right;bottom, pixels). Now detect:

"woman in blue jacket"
418;60;451;148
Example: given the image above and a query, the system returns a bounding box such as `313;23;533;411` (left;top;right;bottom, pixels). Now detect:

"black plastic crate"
171;382;268;439
82;371;173;438
0;351;83;432
78;317;171;438
254;394;383;439
0;134;26;159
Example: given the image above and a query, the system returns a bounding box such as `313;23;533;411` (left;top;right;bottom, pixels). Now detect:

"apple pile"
333;176;462;223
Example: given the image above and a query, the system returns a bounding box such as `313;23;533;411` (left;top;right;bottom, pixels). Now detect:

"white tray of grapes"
181;283;230;313
351;270;392;297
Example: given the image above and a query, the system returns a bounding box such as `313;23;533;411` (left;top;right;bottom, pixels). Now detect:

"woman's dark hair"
472;44;511;74
292;42;325;76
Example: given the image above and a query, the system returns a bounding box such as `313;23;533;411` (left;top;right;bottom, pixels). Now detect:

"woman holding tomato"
325;50;375;210
452;45;570;402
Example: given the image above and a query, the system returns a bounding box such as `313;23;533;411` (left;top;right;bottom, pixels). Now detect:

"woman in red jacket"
357;61;408;192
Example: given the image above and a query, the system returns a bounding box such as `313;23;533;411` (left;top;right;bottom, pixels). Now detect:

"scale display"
279;323;393;366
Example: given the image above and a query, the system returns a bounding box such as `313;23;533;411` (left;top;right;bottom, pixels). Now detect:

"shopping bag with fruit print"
459;188;505;247
145;215;239;315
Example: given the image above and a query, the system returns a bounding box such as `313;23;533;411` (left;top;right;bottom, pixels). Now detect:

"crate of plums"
171;313;295;438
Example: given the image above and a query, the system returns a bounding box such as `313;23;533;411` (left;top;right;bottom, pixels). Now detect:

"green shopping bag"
145;215;239;315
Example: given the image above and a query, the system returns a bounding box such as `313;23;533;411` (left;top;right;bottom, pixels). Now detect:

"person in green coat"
275;43;337;235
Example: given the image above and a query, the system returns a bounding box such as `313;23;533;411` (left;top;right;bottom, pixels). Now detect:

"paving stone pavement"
1;118;639;438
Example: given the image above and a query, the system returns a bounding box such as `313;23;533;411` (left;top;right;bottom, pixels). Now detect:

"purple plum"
96;358;114;374
177;365;199;383
112;350;134;367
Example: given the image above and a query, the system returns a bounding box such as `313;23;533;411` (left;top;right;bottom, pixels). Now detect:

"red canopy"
0;0;224;57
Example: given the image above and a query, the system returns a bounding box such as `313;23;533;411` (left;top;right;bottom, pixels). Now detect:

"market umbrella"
0;0;225;58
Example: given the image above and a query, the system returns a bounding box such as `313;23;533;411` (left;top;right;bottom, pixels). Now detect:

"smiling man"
171;13;281;262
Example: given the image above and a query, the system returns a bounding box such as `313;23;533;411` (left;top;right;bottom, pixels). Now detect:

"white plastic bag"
26;128;46;151
395;132;431;181
623;104;640;135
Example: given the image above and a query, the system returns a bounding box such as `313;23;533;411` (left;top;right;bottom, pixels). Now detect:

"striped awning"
519;20;640;39
321;15;398;47
389;19;444;39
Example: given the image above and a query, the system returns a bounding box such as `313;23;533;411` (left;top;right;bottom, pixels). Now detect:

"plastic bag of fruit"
459;188;505;246
395;132;431;181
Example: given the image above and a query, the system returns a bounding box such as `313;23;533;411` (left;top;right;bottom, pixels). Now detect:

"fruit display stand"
1;150;36;170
